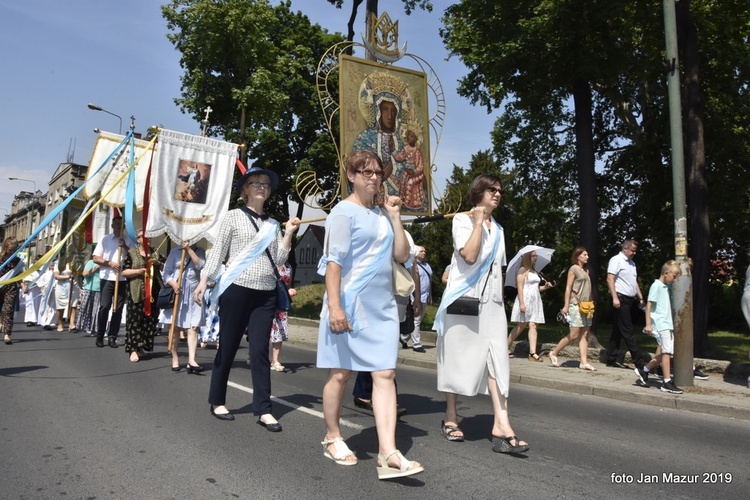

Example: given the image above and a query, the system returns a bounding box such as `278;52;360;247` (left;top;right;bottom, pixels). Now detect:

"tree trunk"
678;0;711;357
572;80;602;347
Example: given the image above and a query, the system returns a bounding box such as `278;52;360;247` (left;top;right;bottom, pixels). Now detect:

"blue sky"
0;0;498;215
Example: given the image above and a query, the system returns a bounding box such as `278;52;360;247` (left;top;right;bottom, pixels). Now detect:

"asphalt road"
1;328;748;500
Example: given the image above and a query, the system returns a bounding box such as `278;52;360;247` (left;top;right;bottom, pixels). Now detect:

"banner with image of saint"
145;129;237;245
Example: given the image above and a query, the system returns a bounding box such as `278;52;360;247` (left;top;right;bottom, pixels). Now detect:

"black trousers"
97;280;127;341
208;284;275;416
606;294;644;366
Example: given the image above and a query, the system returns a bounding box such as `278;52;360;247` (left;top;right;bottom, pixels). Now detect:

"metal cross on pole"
201;106;213;137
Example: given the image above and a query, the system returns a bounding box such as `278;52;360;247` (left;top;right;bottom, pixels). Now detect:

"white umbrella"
504;245;555;288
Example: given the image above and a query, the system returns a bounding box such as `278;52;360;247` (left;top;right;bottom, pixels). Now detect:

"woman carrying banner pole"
316;150;423;480
194;165;299;430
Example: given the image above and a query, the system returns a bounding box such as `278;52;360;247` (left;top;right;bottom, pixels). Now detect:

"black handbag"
156;288;175;309
244;209;291;313
446;264;492;316
400;299;415;335
446;296;480;316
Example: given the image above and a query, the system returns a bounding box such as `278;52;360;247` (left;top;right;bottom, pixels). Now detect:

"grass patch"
291;285;750;363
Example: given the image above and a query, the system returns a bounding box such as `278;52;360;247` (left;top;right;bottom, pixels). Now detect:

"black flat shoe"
257;418;282;432
26;322;35;327
186;363;204;374
210;406;234;421
353;397;373;412
171;365;182;372
95;339;104;347
109;338;118;348
43;325;53;331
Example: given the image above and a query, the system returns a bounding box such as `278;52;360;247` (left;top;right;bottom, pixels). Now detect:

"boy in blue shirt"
634;260;683;394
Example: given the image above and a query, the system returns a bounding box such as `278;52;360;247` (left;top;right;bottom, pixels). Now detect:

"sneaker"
412;345;425;353
693;368;709;380
660;380;683;394
634;367;649;386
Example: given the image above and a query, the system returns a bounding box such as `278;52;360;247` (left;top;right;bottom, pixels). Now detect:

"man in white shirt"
407;246;432;353
605;240;646;368
92;216;134;347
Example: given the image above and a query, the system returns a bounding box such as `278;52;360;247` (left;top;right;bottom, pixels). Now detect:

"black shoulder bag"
446;264;492;316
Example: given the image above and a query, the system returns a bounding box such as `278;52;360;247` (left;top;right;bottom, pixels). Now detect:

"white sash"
207;220;278;315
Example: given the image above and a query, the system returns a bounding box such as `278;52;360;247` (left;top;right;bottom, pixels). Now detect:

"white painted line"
227;380;366;430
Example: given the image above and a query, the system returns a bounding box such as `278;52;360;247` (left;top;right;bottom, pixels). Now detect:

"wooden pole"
112;243;123;313
167;248;187;353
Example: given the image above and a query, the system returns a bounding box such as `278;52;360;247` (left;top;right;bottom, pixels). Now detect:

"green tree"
162;0;344;220
441;1;750;345
326;0;433;43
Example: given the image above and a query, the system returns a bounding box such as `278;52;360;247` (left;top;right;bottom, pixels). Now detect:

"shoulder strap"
242;207;283;282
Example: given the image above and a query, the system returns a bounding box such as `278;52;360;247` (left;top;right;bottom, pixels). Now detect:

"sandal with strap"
492;435;529;454
579;363;597;371
528;353;544;362
270;362;285;372
441;420;464;442
321;437;358;466
376;450;424;480
549;353;560;367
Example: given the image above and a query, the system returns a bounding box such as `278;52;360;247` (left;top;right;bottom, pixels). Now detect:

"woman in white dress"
317;150;423;479
163;240;205;373
21;257;42;327
507;250;553;361
434;174;529;454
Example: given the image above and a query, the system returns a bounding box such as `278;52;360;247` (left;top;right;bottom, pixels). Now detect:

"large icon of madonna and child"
340;55;431;214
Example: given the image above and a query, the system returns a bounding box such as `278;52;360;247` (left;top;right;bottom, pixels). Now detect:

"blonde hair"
661;260;681;277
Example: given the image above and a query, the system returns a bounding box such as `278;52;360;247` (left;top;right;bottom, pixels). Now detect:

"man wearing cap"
605;239;647;368
92;215;134;348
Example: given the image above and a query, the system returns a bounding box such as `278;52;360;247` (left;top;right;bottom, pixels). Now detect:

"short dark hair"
622;239;638;250
345;150;388;187
466;174;503;206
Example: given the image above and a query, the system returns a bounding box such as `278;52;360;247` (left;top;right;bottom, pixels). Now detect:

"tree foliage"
162;0;344;219
440;0;750;334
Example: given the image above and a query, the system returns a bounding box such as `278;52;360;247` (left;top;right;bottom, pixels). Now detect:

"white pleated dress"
437;214;510;398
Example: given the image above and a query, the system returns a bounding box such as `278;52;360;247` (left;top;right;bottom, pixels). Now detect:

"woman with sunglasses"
194;165;299;430
434;174;529;454
317;149;424;480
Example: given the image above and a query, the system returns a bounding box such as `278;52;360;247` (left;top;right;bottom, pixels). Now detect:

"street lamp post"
87;103;123;135
8;177;36;193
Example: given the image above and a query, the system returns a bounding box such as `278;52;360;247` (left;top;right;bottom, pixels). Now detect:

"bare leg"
528;322;539;355
69;308;77;329
373;369;421;469
487;374;527;447
56;310;64;331
578;326;590;365
442;391;464;439
171;327;181;368
187;327;199;366
322;368;356;462
507;322;528;348
271;342;282;365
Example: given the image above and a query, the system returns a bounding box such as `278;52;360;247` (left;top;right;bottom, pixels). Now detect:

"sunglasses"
486;187;504;195
355;169;385;179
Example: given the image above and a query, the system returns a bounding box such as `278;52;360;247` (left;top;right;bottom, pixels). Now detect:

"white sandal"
376;449;424;480
270;362;285;372
321;437;358;466
579;363;597;371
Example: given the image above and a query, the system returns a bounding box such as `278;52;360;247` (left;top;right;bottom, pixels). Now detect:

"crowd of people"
3;163;741;482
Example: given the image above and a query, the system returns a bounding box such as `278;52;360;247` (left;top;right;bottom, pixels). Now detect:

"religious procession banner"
145;129;237;245
339;54;431;215
84;131;155;208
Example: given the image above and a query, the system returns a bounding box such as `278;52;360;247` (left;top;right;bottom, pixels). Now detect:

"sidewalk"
288;317;750;422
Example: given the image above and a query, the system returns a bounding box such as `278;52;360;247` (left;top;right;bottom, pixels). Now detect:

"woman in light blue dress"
317;150;423;480
162;241;205;373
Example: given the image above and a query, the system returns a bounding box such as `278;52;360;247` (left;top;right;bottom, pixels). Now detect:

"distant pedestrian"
605;240;647;368
0;237;25;345
405;245;431;352
548;247;597;371
76;257;101;337
634;261;683;394
269;262;295;372
21;255;43;327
